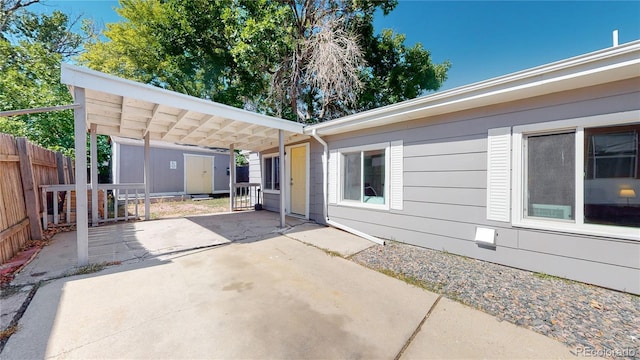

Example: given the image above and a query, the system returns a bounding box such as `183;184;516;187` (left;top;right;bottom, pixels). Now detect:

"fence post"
16;137;43;240
66;156;74;184
56;152;66;184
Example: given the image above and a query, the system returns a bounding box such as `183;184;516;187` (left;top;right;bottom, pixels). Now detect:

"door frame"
285;143;310;219
183;154;215;194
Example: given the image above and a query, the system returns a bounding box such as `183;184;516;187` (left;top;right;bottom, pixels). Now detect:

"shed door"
185;155;213;194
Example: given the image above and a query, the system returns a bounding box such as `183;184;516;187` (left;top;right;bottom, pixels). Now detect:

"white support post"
279;130;285;228
229;144;235;212
90;123;98;226
144;133;150;220
74;87;89;266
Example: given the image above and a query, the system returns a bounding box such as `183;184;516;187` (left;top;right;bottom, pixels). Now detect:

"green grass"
0;325;18;341
322;249;343;258
534;272;563;281
70;261;121;276
377;268;445;293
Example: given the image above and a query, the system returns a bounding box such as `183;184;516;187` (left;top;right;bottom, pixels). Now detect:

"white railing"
233;183;261;211
40;183;145;229
101;183;146;223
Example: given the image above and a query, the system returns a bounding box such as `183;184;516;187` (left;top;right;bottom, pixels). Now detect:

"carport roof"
61;64;306;152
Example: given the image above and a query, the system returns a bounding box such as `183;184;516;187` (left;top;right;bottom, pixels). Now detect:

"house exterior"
112;136;231;195
251;41;640;294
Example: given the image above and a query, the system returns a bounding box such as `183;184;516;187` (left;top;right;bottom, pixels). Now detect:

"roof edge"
61;64;304;134
305;40;640;136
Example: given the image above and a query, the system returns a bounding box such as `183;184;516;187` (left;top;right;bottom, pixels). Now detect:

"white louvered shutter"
486;127;512;222
328;149;338;204
390;140;404;210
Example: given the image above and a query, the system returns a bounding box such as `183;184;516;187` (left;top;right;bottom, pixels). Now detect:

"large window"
507;112;640;239
329;141;403;211
339;144;389;208
342;149;386;205
585;126;639;227
263;155;280;192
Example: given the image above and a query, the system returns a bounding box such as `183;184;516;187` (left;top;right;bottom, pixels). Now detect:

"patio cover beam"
90;124;98;226
144;133;150;220
74;87;89;266
229;143;235;212
279;130;285;228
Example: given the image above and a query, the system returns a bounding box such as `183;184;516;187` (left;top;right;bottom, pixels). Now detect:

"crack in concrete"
393;294;443;360
0;284;39;353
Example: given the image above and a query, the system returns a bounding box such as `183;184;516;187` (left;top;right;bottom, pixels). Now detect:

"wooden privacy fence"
0;134;74;264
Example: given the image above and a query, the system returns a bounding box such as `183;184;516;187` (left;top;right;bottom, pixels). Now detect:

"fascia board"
61;64;304;134
305;41;640;136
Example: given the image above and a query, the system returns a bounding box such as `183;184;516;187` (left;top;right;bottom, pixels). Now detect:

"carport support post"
144;133;150;220
90;124;98;226
279;130;285;228
74;87;89;266
229;143;235;211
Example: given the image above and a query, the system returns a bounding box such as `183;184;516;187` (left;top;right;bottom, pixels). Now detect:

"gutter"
310;129;385;246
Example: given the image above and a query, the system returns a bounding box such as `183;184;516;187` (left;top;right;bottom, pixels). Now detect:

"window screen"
363;150;385;204
263;156;279;191
343;152;361;201
525;132;575;220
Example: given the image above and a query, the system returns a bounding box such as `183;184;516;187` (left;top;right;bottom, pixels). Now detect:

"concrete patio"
2;211;576;359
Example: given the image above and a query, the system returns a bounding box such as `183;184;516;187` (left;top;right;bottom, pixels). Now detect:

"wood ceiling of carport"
85;90;308;152
62;64;307;152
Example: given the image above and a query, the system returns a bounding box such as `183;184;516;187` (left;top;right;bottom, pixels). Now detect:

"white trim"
511;110;640;241
112;141;120;185
74;86;89;266
285;143;310;219
336;142;391;211
326;219;385;245
262;153;281;194
574;128;585;226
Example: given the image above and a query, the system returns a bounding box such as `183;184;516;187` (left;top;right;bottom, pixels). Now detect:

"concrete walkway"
2;211;576;359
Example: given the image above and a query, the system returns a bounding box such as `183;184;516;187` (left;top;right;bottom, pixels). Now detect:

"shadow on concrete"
4;210;300;357
4;210;378;358
183;210;309;244
13;211;300;286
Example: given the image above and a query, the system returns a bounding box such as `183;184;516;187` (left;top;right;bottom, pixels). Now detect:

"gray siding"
117;144;230;194
309;139;325;223
249;153;261;184
213;155;231;191
321;78;640;294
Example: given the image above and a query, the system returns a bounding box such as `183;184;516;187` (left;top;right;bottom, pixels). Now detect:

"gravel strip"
352;242;640;359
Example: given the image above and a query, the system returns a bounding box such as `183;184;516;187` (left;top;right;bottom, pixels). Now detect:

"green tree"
0;8;110;176
80;0;450;123
0;0;40;37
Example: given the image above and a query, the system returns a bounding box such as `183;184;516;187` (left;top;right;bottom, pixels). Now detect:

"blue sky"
32;0;640;91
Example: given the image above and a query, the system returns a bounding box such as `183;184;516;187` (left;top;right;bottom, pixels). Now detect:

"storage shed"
111;136;231;196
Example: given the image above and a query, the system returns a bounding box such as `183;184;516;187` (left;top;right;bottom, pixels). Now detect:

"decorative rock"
352;242;640;359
